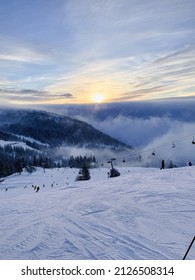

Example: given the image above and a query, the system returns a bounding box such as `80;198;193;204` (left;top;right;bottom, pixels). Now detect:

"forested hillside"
0;109;132;177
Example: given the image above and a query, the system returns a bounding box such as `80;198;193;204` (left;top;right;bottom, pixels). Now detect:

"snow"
0;140;34;150
0;166;195;260
15;135;49;147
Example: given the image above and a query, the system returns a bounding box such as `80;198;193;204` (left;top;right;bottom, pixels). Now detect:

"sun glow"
92;93;105;103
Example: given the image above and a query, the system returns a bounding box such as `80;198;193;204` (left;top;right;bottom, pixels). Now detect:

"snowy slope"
0;140;35;150
0;166;195;260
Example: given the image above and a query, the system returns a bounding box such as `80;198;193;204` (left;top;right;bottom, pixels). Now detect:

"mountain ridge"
0;108;133;177
0;109;132;149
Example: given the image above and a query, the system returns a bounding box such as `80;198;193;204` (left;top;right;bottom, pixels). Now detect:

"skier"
160;159;165;170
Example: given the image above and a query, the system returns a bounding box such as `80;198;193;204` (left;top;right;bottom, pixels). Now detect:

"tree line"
0;144;97;178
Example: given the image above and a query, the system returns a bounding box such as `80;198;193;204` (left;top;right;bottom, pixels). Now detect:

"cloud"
61;0;195;102
54;93;74;99
84;115;195;167
52;116;195;168
20;89;48;95
38;100;195;166
62;0;195;61
45;44;195;103
0;0;194;104
118;45;195;101
0;88;75;104
76;114;173;147
0;46;50;64
141;121;195;167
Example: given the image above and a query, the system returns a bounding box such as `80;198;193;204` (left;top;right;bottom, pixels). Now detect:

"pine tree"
76;163;90;181
15;158;23;174
81;164;90;180
169;160;173;168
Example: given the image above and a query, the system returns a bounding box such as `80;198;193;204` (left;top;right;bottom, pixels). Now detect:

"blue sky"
0;0;194;105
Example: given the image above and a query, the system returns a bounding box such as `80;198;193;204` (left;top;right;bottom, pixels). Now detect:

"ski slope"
0;166;195;260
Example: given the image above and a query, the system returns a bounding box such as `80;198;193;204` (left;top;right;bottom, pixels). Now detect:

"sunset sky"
0;0;194;106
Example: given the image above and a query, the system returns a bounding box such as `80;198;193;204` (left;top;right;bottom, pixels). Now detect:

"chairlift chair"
137;153;142;161
152;149;155;156
192;137;195;144
172;141;176;148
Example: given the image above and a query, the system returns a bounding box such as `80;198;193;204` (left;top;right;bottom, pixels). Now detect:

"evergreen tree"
169;160;173;168
76;163;91;181
81;164;90;180
33;156;37;166
15;158;23;174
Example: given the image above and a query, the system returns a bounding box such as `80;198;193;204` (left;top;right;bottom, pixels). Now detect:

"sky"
0;0;195;106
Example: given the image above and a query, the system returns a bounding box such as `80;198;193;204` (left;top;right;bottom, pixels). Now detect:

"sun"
92;93;105;103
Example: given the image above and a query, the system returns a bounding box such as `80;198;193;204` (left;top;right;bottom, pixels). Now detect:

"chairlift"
172;141;176;148
192;137;195;144
122;158;126;163
107;158;116;169
137;153;142;161
152;149;155;156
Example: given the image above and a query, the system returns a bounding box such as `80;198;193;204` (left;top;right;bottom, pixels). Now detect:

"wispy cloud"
46;45;195;102
0;45;50;64
0;88;75;104
116;45;195;101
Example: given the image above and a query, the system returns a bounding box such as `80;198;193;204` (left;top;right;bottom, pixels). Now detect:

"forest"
0;144;97;178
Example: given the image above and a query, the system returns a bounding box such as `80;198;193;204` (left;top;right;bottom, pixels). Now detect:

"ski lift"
192;137;195;144
137;153;142;161
122;158;126;163
172;141;176;148
107;158;116;169
152;149;155;156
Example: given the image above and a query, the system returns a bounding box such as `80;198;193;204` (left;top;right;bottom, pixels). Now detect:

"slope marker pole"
183;236;195;260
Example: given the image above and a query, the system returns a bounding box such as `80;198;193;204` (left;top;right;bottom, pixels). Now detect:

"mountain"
0;109;132;177
0;109;132;149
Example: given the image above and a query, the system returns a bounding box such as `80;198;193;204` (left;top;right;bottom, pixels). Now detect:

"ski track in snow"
0;166;195;260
